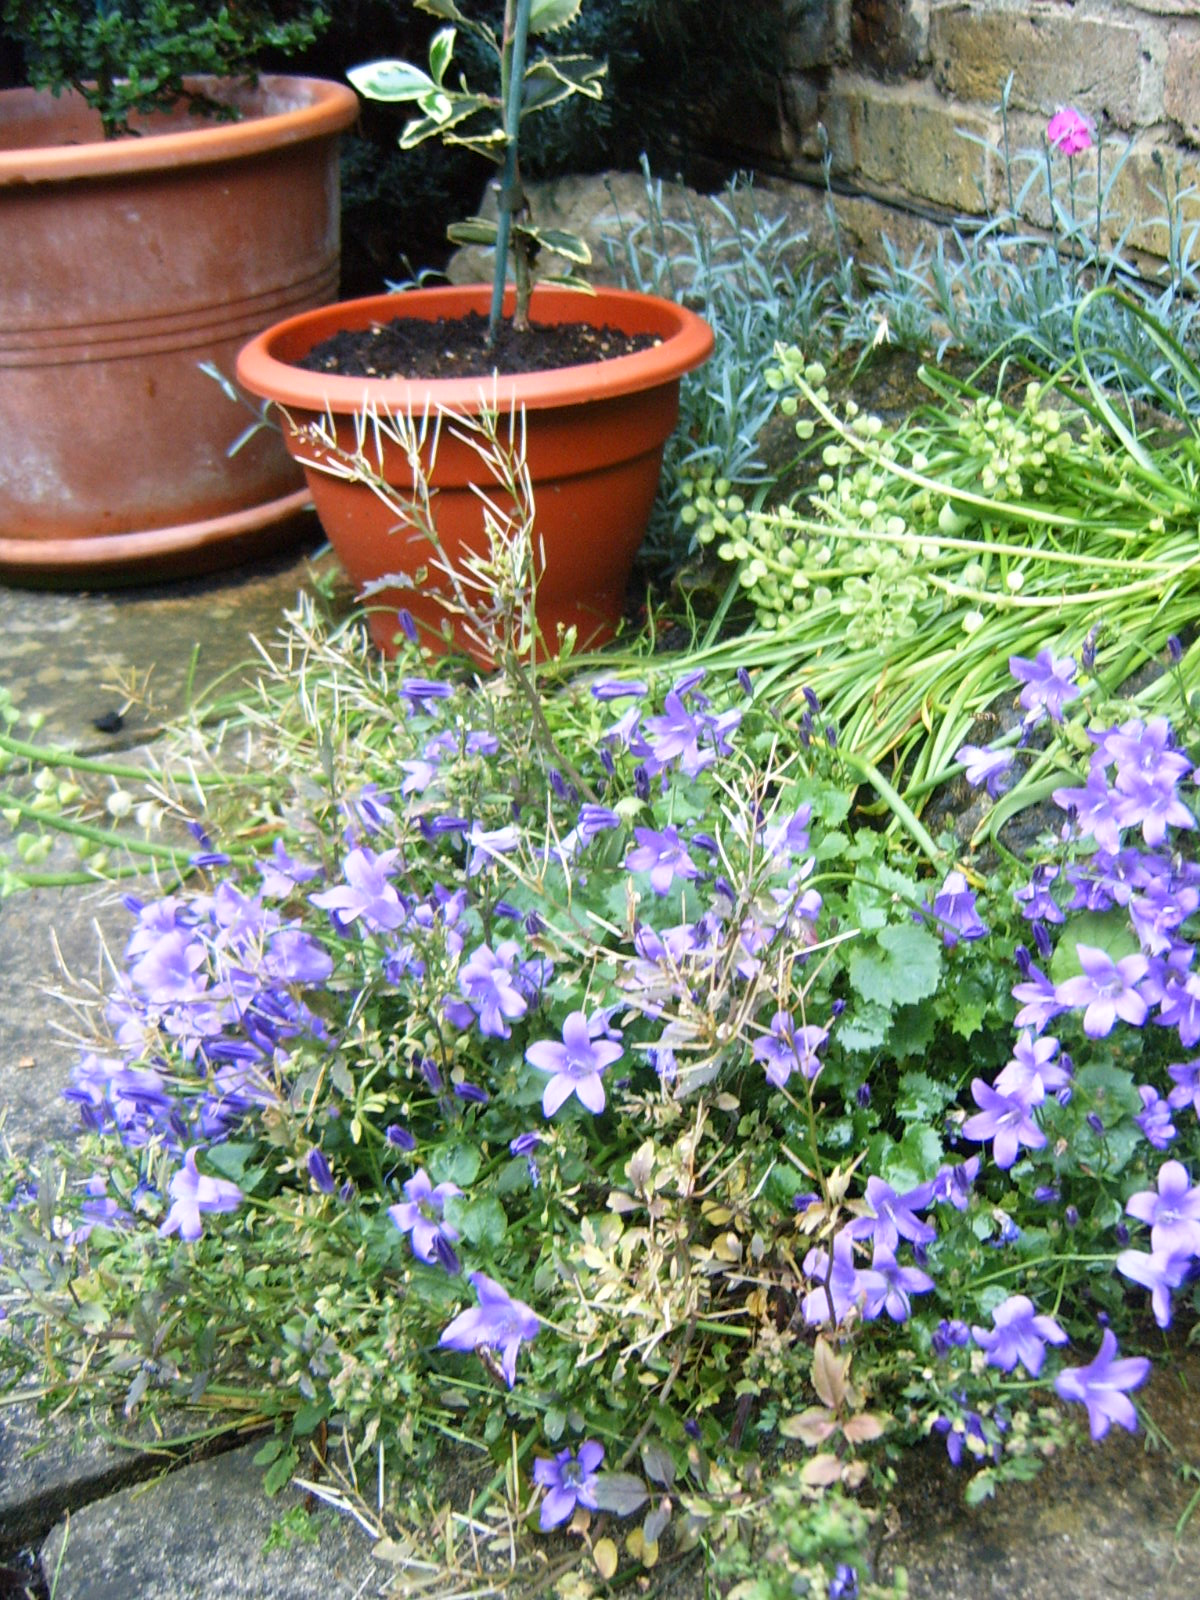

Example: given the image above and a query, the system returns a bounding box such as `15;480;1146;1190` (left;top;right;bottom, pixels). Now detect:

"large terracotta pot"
235;284;714;658
0;75;358;583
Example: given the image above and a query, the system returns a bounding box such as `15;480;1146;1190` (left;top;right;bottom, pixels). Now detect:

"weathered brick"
1164;29;1200;141
929;5;1146;128
851;0;925;77
822;77;998;212
784;0;840;70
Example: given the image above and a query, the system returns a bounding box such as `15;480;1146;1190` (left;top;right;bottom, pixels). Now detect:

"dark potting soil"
297;310;660;381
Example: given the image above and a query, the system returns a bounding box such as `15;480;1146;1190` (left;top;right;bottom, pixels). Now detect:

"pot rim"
236;283;715;414
0;75;359;185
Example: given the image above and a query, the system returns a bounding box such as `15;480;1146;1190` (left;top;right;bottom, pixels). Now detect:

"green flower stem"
968;1251;1115;1290
0;789;193;862
0;731;150;781
833;751;944;864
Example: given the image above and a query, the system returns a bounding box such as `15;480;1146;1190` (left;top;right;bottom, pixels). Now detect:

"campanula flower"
438;1272;539;1387
526;1010;623;1116
532;1440;604;1529
1054;1329;1149;1438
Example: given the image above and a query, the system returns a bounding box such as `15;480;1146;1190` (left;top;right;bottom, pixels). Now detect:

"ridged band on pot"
235;283;715;658
0;76;359;583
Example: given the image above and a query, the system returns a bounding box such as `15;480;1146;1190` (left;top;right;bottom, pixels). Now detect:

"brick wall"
747;0;1200;272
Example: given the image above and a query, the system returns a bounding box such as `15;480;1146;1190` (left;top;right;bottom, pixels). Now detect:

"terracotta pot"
0;75;359;584
235;283;714;658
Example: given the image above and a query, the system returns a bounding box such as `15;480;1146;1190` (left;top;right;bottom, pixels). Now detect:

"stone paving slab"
0;538;333;751
883;1344;1200;1597
38;1441;381;1600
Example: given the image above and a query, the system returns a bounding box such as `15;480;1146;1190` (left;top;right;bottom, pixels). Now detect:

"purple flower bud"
306;1148;335;1195
510;1132;542;1156
1082;625;1100;673
385;1123;415;1151
1014;943;1032;978
1169;634;1184;664
1033;921;1053;959
691;832;719;856
600;748;615;777
684;1419;701;1439
1087;1112;1104;1136
453;1081;489;1105
1057;1086;1073;1106
493;900;522;921
737;667;754;698
1065;1204;1079;1228
1114;1221;1130;1245
1033;1185;1059;1204
634;765;651;803
432;1233;461;1275
339;1179;356;1204
420;1055;443;1092
831;998;847;1018
548;768;569;801
825;723;838;749
857;1082;871;1108
397;608;418;643
803;686;820;713
524;909;545;937
792;1191;820;1211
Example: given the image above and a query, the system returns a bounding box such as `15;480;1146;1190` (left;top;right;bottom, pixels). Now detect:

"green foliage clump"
2;1;330;137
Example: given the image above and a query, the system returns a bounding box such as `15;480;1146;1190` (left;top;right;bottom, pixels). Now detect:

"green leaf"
450;1195;507;1249
529;0;583;33
521;55;606;116
895;1069;957;1124
518;224;591;264
263;1446;300;1497
881;1124;943;1191
1049;910;1140;984
254;1436;286;1466
593;1471;649;1516
430;1145;481;1187
202;1142;259;1184
416;0;470;21
544;1406;566;1442
348;58;435;103
837;999;890;1054
964;1468;997;1506
428;26;456;84
888;1003;937;1059
293;1401;329;1437
847;923;941;1012
446;217;499;248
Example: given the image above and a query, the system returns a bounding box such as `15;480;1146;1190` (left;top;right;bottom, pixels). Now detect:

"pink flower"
1047;107;1093;157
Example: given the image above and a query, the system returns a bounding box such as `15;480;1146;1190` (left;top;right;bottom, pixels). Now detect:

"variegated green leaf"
522;55;606;115
348;58;435;104
428;27;457;85
415;0;467;22
540;273;596;294
518;224;592;265
446;217;500;247
529;0;583;34
416;0;498;53
398;96;497;151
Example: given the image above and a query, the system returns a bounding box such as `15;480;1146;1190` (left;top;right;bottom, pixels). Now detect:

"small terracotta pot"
235;283;714;658
0;76;358;584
